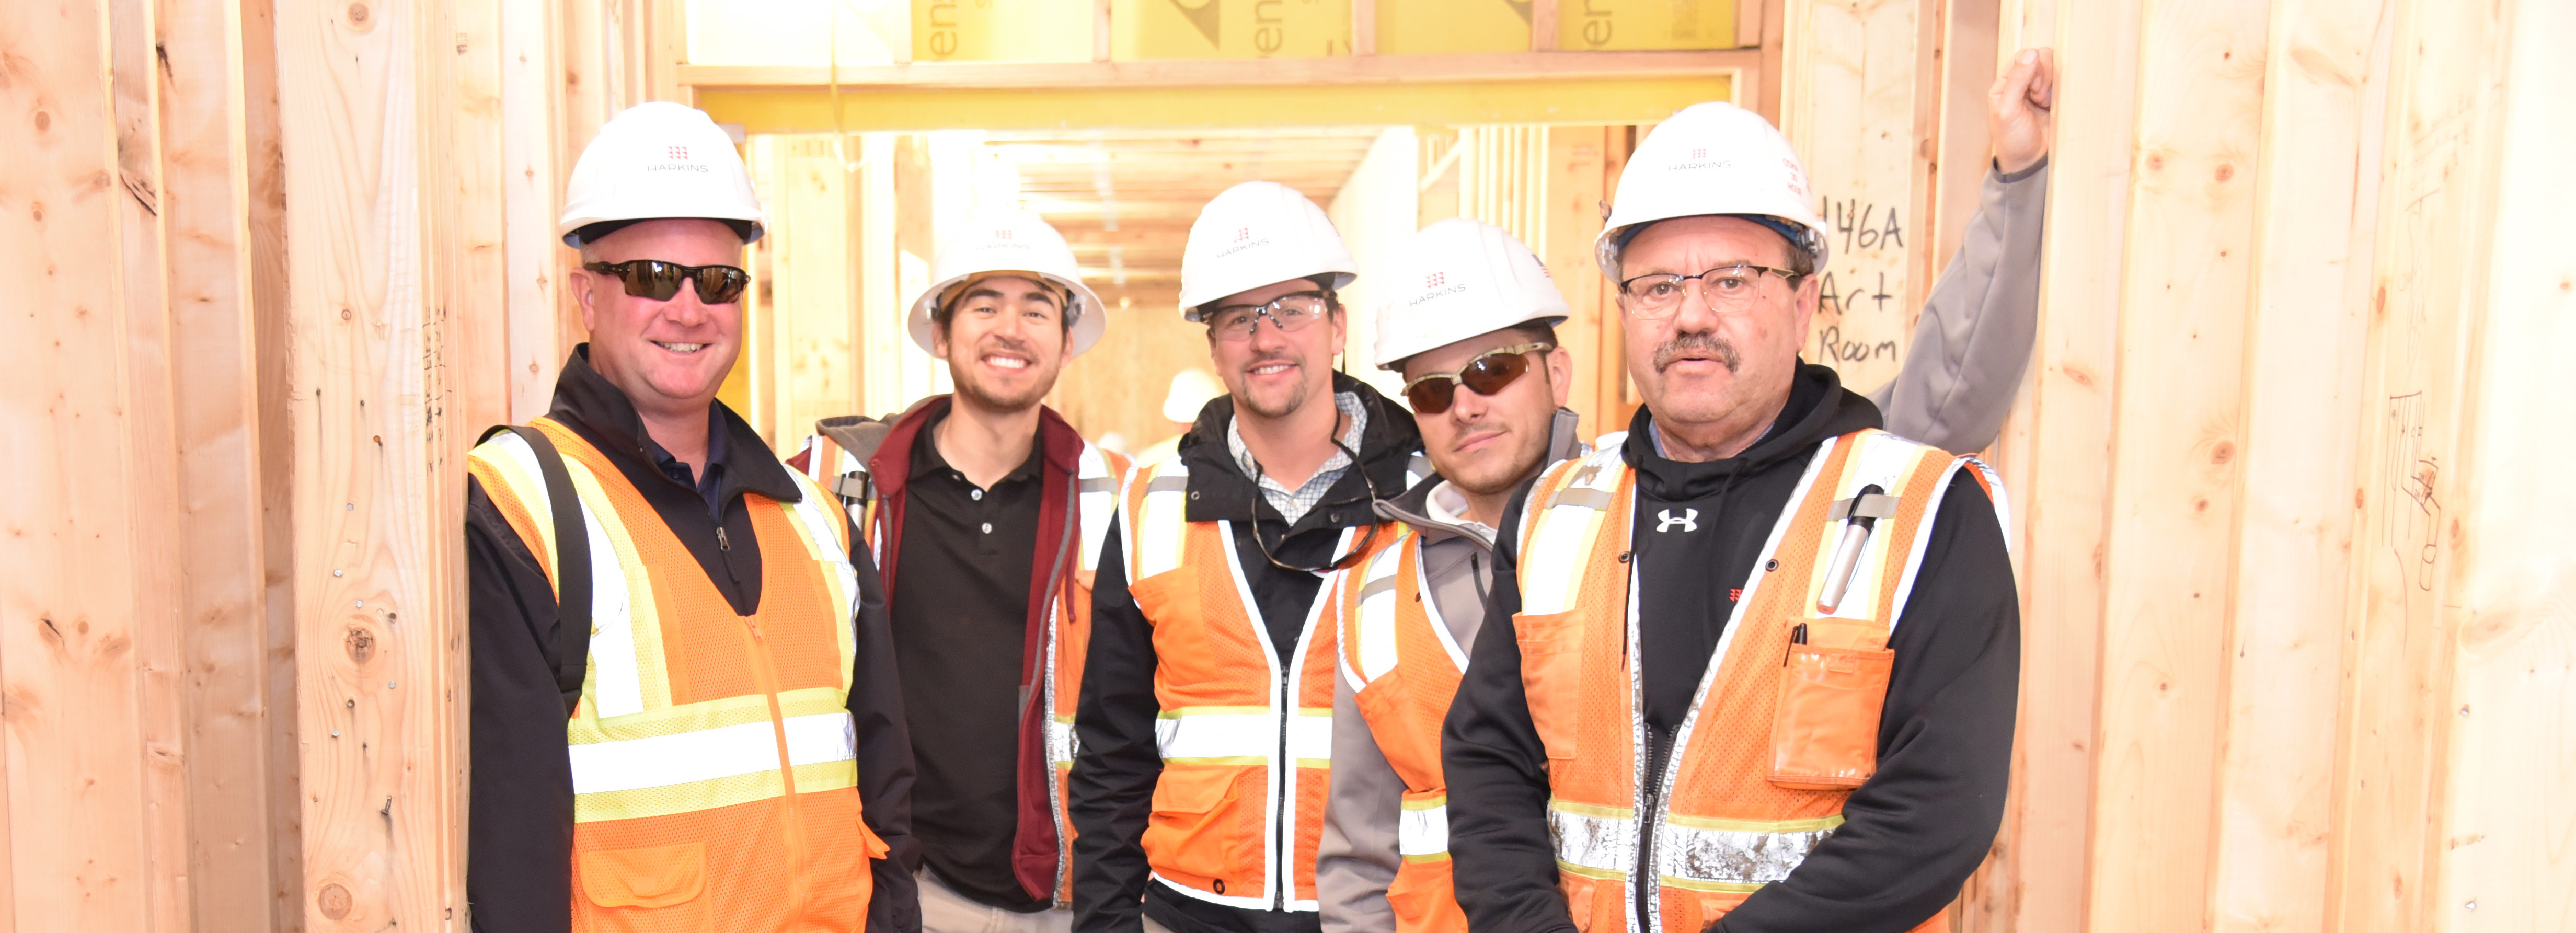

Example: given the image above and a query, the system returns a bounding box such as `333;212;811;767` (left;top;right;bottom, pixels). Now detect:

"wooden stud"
505;0;569;419
2082;3;2268;932
1540;127;1611;435
1778;0;1933;395
2327;0;2514;928
1530;0;1559;51
0;0;158;927
1353;0;1378;55
2202;3;2388;932
153;0;294;924
274;0;482;926
2431;2;2576;927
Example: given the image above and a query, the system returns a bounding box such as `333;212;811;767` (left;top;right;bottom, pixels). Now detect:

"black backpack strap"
480;424;593;717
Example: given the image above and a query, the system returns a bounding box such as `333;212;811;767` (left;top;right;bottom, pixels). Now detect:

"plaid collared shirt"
1228;390;1368;526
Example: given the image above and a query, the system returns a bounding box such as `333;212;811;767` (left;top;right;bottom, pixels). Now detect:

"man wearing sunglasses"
463;102;917;933
785;211;1131;933
1322;51;2054;933
1071;181;1424;933
1445;60;2050;933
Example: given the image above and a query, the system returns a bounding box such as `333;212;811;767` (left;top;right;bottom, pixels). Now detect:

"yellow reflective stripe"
1662;813;1845;835
473;436;561;578
1657;876;1764;894
1350;540;1407;685
1556;859;1628;881
1401;793;1448;811
1133;462;1191;580
569;688;847;743
572;758;859;823
1158;705;1271;717
562;457;674;717
1163;755;1270;766
1548;799;1636;820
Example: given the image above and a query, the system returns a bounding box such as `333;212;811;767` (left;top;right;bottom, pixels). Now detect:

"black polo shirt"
891;413;1050;911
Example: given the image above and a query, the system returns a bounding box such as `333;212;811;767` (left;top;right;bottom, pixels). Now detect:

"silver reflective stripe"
1653;815;1843;886
1046;715;1078;768
1398;800;1449;858
1547;800;1638;877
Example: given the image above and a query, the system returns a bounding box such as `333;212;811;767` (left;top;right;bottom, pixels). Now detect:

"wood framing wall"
2;0;2570;930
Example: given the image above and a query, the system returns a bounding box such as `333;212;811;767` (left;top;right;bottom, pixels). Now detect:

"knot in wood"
346;625;375;663
319;883;352;919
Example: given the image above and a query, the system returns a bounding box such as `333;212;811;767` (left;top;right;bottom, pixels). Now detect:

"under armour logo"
1425;272;1446;288
666;145;688;160
1655;508;1699;533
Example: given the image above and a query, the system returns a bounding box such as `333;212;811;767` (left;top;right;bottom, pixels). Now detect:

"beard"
1651;330;1743;374
1442;422;1551;497
1235;350;1314;420
949;336;1056;413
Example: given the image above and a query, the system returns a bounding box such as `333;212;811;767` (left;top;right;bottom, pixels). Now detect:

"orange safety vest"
801;431;1130;903
1512;429;2004;933
471;418;888;931
1335;531;1471;933
1119;455;1390;912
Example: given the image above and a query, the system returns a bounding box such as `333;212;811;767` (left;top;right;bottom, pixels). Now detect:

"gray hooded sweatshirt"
1316;158;2050;933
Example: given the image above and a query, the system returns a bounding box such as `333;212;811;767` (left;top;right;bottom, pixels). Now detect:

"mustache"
974;333;1041;361
1243;349;1303;371
1651;331;1742;374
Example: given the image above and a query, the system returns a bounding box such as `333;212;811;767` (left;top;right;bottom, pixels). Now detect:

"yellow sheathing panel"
1378;0;1531;55
1559;0;1736;51
1112;0;1355;59
915;0;1097;62
699;74;1732;134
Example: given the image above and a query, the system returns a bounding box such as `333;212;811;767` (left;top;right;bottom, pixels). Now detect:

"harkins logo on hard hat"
1425;272;1446;288
996;228;1016;240
647;142;710;173
1234;227;1252;243
668;145;689;160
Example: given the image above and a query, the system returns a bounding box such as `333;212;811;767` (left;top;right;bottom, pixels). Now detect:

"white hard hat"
907;210;1109;357
1594;101;1828;282
1160;368;1226;423
1372;218;1571;371
1177;181;1357;319
559;102;764;247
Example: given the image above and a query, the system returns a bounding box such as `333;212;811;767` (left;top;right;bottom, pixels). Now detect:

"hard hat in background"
907;210;1109;357
1177;181;1357;319
1372;218;1571;371
1594;101;1827;282
1160;368;1226;423
559;102;765;247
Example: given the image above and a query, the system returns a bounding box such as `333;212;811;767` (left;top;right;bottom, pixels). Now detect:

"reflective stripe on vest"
1515;430;2000;933
1048;440;1132;903
468;418;881;929
1119;454;1365;912
1336;529;1472;933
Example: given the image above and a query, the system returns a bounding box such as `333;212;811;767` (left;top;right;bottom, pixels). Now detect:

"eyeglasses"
1401;343;1553;414
583;259;752;305
1205;291;1331;343
1616;263;1798;318
1247;436;1383;574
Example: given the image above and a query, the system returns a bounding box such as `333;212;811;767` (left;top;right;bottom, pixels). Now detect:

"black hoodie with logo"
1442;363;2020;933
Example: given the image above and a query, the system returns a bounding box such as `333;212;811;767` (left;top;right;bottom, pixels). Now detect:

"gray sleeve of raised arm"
1867;158;2049;453
1319;664;1406;933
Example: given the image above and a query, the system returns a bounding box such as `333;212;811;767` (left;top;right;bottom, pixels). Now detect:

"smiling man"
1071;181;1423;933
1442;98;2027;933
464;102;917;933
789;211;1131;933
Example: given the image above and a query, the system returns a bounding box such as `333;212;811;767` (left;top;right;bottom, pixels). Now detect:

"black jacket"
1071;374;1423;933
465;347;921;933
1442;364;2020;933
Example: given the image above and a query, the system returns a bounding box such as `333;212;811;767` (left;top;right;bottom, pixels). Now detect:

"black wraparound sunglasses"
583;259;752;305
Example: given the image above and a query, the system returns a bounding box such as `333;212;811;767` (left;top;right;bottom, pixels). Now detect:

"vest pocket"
1385;856;1464;933
1767;619;1895;790
1143;765;1248;893
1512;611;1583;761
578;841;708;909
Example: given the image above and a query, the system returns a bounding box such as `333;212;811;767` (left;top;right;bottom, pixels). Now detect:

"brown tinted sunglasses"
583;259;751;305
1401;343;1553;414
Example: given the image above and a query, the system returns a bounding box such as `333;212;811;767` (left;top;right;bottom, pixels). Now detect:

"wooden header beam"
680;49;1755;90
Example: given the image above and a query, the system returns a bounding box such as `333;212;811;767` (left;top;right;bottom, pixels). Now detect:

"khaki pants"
918;870;1074;933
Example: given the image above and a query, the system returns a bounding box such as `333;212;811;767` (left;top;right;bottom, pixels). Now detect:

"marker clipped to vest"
1817;485;1895;613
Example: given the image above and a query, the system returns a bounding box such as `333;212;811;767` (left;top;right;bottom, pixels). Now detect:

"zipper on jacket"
1272;666;1294;909
1637;727;1675;933
745;615;812;914
717;526;731;550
